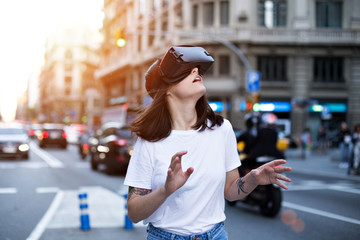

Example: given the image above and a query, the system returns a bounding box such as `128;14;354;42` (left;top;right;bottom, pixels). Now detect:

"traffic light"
253;92;260;103
246;96;253;112
252;93;261;112
244;93;261;112
115;29;126;47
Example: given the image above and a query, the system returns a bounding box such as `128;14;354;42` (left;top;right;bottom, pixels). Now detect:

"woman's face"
166;67;206;101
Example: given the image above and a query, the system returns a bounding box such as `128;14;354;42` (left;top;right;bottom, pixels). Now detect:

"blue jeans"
340;142;352;164
146;222;228;240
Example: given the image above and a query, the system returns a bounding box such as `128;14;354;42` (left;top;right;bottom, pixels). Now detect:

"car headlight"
97;145;109;153
89;137;99;145
19;144;30;152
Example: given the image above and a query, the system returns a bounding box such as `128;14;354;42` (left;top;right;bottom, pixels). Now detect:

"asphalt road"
0;142;359;240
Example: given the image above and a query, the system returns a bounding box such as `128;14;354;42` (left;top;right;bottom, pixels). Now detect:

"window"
258;0;286;28
316;1;342;28
314;57;344;83
192;4;198;27
220;1;230;26
65;76;72;84
204;2;214;26
257;56;287;81
137;34;142;52
65;50;72;59
219;55;230;75
65;86;71;95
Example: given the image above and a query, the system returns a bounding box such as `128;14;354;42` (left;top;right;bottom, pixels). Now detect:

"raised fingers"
170;151;188;170
276;173;291;183
270;159;287;166
274;165;292;174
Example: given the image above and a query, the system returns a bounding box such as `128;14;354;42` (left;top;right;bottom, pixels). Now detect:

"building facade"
39;26;102;126
97;0;360;140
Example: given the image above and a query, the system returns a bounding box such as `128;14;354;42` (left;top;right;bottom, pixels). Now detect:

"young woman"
124;46;292;240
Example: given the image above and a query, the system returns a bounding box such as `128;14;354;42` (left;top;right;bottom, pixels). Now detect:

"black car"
0;125;30;159
38;123;67;149
90;122;135;175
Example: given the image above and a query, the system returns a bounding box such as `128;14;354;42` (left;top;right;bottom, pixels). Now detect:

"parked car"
0;125;30;159
38;123;67;149
90;122;135;175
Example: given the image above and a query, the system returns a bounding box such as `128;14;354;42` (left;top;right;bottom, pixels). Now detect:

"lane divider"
29;142;64;168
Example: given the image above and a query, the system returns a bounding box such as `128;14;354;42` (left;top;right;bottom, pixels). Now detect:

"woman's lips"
193;75;202;83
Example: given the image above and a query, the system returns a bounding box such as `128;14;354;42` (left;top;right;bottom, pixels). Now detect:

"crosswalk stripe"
0;188;17;194
36;187;60;193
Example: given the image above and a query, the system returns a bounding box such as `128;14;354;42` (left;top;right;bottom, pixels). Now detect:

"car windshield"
102;127;133;139
117;129;133;139
0;128;26;135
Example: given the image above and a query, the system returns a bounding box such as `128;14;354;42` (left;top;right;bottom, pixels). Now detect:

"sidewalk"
284;148;360;182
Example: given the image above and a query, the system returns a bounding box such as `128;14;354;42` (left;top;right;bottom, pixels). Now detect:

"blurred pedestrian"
300;128;311;159
338;121;352;168
123;46;292;239
316;126;327;154
348;124;360;175
236;112;260;168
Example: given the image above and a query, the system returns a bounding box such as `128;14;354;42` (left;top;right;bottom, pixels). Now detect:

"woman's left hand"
251;159;292;190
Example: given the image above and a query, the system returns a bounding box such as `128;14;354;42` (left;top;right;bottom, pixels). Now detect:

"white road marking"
36;187;60;193
46;186;145;229
283;201;360;225
0;162;48;169
0;163;16;169
27;190;64;240
287;180;360;194
329;185;360;195
0;188;17;194
30;142;64;168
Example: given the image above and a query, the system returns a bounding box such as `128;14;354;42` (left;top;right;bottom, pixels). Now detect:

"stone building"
39;26;102;126
97;0;360;140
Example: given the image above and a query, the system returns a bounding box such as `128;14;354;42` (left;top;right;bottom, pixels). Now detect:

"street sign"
246;71;261;92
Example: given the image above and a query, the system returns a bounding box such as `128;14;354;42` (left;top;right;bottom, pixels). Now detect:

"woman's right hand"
164;151;194;196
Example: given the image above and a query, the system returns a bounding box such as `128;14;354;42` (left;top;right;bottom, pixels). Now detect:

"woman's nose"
191;68;199;74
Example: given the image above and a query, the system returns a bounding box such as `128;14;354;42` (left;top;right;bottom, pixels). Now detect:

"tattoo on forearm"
236;178;247;194
128;186;152;199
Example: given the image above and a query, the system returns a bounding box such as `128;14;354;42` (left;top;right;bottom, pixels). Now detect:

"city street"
0;142;359;240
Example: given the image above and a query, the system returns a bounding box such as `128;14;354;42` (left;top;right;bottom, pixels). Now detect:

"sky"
0;0;104;122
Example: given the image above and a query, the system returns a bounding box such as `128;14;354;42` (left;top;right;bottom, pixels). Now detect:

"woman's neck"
167;99;197;130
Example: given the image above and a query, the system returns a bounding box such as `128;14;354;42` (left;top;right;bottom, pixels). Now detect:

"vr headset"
145;46;214;97
159;46;214;83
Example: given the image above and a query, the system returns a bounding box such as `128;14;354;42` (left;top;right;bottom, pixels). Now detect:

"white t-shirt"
124;119;240;235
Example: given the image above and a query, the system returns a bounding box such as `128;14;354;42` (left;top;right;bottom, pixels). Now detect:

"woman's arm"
127;150;194;223
224;159;292;201
127;186;168;223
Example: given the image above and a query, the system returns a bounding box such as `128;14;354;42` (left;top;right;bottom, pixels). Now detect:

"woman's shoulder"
210;118;233;131
221;118;233;128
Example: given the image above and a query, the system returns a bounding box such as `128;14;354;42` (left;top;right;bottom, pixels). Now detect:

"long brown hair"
130;87;224;142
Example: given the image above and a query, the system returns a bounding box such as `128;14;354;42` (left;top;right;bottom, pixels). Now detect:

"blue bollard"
124;193;133;230
78;192;91;230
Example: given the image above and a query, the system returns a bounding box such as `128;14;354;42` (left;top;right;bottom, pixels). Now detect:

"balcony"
182;27;360;46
